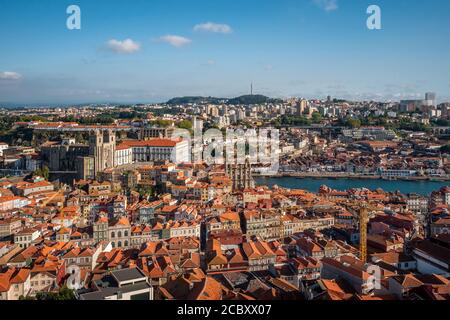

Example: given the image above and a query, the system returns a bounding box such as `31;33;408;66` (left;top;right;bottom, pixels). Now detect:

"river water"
255;177;449;196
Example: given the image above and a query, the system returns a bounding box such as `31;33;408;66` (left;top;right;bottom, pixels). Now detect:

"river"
255;177;449;196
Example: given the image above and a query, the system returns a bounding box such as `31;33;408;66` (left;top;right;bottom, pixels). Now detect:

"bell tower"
89;129;116;177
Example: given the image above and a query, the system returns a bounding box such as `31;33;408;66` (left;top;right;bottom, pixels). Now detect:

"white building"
0;142;8;156
14;228;40;249
120;138;189;164
115;145;133;166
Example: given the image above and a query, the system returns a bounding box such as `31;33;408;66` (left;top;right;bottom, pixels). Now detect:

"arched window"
124;241;129;247
118;231;122;238
111;232;115;238
118;241;122;247
111;242;115;248
124;231;128;237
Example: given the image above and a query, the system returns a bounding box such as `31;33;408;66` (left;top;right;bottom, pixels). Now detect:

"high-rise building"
236;109;246;121
220;105;228;116
425;92;437;106
401;93;437;111
296;99;308;116
207;105;219;117
192;117;204;162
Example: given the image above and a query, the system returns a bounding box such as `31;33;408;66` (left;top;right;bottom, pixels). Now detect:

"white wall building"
120;138;189;164
0;143;9;156
115;145;133;166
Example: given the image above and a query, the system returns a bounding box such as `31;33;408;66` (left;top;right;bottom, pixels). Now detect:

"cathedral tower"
226;158;255;191
89;129;116;177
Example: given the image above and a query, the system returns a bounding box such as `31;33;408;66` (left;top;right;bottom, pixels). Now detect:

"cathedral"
89;129;116;177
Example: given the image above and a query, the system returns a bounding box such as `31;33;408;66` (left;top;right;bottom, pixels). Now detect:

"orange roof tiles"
121;138;182;148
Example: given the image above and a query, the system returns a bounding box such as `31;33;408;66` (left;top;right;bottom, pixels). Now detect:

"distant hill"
166;96;225;105
227;95;282;105
166;94;282;105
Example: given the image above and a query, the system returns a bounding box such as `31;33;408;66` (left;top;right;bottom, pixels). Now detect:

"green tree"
398;119;430;132
441;144;450;154
311;112;323;124
177;120;192;131
150;119;173;128
434;119;450;127
136;185;155;199
35;286;76;300
34;166;50;180
346;118;361;128
277;115;312;126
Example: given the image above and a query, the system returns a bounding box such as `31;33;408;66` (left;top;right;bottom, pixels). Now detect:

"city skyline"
1;0;450;104
1;0;450;305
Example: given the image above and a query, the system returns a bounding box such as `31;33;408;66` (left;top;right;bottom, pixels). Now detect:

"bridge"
0;169;33;176
265;125;346;133
431;127;450;135
31;125;135;133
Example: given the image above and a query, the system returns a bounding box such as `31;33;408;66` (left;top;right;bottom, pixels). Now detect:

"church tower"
226;158;255;191
89;129;116;177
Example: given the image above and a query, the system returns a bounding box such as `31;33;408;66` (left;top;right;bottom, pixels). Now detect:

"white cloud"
158;35;192;47
207;60;216;65
106;39;141;54
0;71;22;80
313;0;338;12
193;22;233;34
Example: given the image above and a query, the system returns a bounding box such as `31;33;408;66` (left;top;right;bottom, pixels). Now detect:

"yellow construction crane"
358;203;380;263
359;206;369;263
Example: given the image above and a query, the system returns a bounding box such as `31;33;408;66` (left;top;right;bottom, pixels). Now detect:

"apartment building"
243;210;282;241
14;228;40;248
0;268;31;300
12;180;54;197
0;218;22;238
108;217;131;249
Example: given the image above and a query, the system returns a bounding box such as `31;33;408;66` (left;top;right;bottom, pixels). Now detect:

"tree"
136;185;155;199
35;286;76;300
177;120;192;131
398;119;430;132
346;118;362;128
434;119;450;127
150;119;173;128
277;115;312;126
34;166;50;180
441;144;450;154
311;112;323;124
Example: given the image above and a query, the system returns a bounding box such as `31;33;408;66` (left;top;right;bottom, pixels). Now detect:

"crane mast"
359;206;368;263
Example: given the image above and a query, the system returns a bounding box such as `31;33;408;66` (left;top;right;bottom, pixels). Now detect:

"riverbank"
254;172;450;182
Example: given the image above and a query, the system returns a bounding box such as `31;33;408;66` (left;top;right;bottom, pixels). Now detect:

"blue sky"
0;0;449;104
